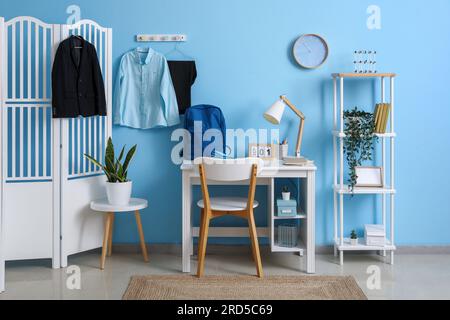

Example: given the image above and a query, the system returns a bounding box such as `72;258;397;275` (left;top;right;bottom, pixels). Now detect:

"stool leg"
107;214;115;257
134;211;149;262
100;213;113;270
248;209;263;278
197;209;210;278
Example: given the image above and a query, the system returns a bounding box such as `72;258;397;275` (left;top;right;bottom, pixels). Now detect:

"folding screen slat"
93;116;97;171
35;106;39;176
18;106;23;177
11;106;16;177
77;118;81;174
42;106;47;176
27;106;31;175
11;23;16;99
19;21;23;100
27;22;31;99
35;24;38;99
42;28;47;100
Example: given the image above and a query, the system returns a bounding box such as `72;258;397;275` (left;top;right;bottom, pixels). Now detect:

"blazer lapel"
69;35;86;75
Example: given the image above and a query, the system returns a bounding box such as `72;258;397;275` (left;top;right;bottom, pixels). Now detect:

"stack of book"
364;224;386;246
374;103;391;133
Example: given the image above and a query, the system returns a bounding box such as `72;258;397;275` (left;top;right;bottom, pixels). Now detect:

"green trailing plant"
282;186;289;193
350;230;358;240
343;107;378;191
84;137;137;183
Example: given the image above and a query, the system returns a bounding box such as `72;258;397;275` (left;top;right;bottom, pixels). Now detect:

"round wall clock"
293;34;329;69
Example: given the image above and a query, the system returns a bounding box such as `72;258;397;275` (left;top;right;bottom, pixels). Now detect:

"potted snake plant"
85;137;137;205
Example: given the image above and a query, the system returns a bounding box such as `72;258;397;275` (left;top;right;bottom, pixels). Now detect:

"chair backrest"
194;157;264;182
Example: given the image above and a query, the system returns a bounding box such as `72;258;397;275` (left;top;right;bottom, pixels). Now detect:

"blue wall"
1;0;450;245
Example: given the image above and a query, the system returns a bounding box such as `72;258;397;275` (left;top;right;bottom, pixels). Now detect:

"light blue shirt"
114;48;180;129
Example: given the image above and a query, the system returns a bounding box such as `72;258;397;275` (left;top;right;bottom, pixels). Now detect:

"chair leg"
134;211;149;262
107;214;115;257
197;209;210;277
248;210;263;278
197;209;205;257
100;213;113;270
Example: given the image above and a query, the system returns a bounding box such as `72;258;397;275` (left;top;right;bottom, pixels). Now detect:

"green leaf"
110;172;126;183
84;154;104;170
118;146;125;163
117;160;125;180
122;145;137;174
105;137;115;173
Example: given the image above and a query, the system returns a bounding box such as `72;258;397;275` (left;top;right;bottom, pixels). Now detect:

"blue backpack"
184;105;227;160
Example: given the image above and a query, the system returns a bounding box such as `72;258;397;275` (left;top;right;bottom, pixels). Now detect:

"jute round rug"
122;275;367;300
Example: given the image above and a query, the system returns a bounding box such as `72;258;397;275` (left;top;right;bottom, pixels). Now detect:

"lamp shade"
264;99;286;125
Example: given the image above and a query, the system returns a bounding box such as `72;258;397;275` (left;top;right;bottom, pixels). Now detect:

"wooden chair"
196;157;264;278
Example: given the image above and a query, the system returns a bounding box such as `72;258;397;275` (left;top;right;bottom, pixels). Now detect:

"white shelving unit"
332;73;396;265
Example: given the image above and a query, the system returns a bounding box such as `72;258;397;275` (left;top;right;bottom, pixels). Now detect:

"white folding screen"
0;16;5;293
1;17;59;269
0;17;112;292
59;20;112;267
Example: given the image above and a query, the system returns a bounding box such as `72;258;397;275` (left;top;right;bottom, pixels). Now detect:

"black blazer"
52;36;106;118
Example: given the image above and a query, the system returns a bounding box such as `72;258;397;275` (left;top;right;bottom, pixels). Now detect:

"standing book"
376;103;386;133
381;103;391;133
374;104;381;133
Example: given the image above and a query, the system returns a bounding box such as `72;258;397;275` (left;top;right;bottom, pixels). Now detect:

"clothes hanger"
136;47;150;53
165;43;194;61
71;34;84;49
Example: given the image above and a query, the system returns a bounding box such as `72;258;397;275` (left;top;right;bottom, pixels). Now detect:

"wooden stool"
90;198;149;270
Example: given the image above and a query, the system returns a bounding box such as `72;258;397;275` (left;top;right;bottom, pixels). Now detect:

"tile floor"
1;249;450;300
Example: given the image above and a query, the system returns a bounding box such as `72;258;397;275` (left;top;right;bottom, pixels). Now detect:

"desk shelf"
273;214;306;220
273;239;305;255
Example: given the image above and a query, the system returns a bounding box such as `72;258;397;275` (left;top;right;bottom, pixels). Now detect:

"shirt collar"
134;47;154;65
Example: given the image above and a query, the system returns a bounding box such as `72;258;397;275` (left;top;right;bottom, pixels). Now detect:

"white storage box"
365;224;386;246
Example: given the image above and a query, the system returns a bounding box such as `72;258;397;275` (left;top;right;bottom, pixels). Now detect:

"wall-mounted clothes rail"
136;34;187;42
0;16;113;293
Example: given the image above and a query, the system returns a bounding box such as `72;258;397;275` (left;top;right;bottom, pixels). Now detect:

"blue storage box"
276;199;298;217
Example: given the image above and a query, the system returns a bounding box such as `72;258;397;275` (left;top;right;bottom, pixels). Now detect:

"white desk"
181;160;317;274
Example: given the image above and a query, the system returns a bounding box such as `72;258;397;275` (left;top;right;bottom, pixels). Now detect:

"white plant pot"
106;181;132;206
350;238;358;246
282;192;291;201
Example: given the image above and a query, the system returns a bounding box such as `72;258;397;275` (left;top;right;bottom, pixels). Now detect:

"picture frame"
248;143;277;161
355;166;384;187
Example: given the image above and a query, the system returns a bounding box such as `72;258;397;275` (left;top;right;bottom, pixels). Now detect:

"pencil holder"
279;144;289;160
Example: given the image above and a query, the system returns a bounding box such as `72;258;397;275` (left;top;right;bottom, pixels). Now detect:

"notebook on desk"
283;156;314;166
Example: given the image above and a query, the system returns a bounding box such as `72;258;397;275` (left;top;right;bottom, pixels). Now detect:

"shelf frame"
333;185;396;195
334;238;396;251
332;73;396;266
332;73;396;78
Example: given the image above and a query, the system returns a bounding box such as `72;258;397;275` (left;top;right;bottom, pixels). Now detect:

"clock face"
293;34;329;69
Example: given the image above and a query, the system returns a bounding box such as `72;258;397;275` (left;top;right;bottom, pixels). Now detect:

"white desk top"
181;160;317;172
90;198;148;213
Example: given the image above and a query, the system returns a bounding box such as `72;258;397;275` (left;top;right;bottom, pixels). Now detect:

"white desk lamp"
264;95;306;164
